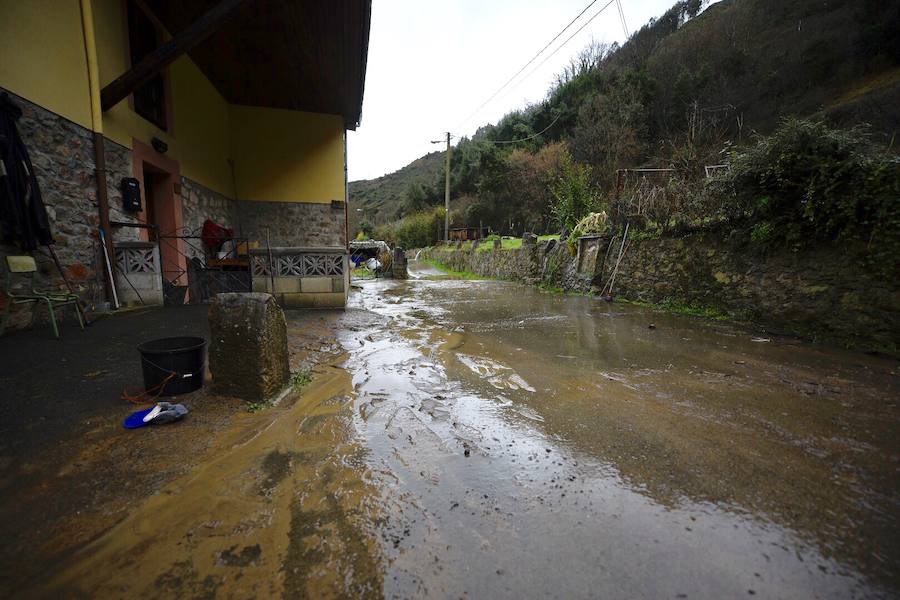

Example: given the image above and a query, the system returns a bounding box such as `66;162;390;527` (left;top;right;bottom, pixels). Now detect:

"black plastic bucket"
137;336;207;396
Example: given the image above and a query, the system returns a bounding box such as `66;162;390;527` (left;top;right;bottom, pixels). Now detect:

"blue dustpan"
123;407;156;429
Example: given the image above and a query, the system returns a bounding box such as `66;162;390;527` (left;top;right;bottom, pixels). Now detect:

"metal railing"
157;229;251;304
110;221;251;304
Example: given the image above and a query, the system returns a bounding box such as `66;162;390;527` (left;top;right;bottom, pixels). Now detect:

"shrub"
567;211;609;254
727;118;900;247
375;207;446;250
750;220;774;244
551;150;603;231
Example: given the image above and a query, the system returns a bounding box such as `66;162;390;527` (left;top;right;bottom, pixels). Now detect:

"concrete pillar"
392;247;408;279
208;293;290;402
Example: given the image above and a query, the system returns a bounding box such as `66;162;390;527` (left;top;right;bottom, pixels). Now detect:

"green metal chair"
2;255;84;338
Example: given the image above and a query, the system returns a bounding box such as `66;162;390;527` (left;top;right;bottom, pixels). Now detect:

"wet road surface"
342;261;899;598
35;260;899;598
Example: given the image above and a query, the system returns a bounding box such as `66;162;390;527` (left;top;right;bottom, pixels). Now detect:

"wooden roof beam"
100;0;251;112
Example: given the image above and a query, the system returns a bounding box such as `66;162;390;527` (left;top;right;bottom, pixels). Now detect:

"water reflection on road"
340;260;899;598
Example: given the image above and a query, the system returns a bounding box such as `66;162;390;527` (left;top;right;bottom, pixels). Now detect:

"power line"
454;0;601;131
502;0;616;101
485;113;563;145
615;0;630;39
491;0;617;109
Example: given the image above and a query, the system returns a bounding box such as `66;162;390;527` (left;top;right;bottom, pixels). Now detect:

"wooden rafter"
100;0;251;112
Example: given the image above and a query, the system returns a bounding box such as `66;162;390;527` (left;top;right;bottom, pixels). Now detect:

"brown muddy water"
35;260;898;598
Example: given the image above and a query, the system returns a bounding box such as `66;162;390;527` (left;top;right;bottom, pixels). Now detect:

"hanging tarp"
0;93;54;251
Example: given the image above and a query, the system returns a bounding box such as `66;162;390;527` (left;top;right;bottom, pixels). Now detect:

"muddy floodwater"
341;261;899;599
37;260;899;598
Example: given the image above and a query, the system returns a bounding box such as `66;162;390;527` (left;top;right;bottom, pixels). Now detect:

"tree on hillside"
571;70;650;187
554;40;616;89
506;142;568;233
398;182;429;217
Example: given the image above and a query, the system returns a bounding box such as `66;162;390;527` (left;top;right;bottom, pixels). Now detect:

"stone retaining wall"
420;235;899;354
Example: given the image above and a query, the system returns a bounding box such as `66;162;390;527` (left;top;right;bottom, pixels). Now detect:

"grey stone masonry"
208;292;290;402
105;138;141;242
0;89;135;328
392;247;408;279
179;177;240;261
237;200;346;247
180;177;239;236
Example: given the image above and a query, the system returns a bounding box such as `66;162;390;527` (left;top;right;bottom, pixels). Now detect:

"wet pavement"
19;260;900;598
340;261;900;599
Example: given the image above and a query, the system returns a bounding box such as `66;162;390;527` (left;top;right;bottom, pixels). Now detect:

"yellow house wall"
0;0;92;130
229;105;345;204
92;0;234;196
170;59;234;195
92;0;173;149
0;0;344;205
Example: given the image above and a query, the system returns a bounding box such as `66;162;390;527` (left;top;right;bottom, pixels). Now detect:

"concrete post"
392;247;408;279
208;293;289;402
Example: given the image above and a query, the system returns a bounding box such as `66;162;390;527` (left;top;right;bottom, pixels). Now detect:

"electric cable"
486;113;562;144
454;0;601;131
509;0;616;97
615;0;630;39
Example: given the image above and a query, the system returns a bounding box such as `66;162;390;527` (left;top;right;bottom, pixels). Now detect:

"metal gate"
156;230;252;304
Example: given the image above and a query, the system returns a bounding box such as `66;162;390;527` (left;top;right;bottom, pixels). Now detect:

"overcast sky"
347;0;691;182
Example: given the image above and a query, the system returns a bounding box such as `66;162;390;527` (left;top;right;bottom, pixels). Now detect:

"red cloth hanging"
200;219;233;252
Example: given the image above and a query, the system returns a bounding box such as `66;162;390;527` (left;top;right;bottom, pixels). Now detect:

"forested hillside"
350;0;899;244
349;151;444;234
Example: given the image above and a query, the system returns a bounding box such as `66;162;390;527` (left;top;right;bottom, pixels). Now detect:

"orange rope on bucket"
122;371;177;405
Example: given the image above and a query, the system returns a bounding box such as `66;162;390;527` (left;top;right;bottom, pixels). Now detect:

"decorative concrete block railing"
249;247;349;308
114;241;164;306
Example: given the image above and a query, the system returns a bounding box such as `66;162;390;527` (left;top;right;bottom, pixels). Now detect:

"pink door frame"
131;139;188;288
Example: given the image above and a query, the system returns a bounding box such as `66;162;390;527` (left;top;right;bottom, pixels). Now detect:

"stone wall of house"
237;200;345;247
179;177;239;260
0;89;348;331
105;139;142;241
419;234;899;354
0;89;135;329
180;177;238;236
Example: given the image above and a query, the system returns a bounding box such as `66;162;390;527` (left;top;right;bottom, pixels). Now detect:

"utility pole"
432;132;452;241
443;132;451;242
